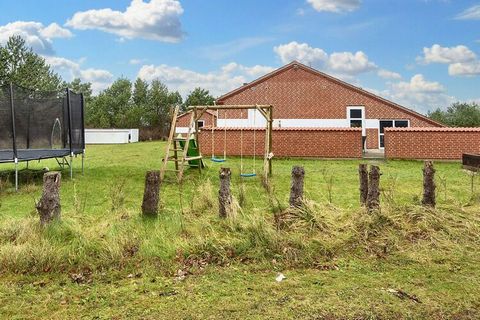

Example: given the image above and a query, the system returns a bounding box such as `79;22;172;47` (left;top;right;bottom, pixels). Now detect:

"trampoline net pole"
10;83;19;191
15;158;18;191
67;88;74;180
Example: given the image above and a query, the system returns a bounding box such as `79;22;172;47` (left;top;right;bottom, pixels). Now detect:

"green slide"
178;136;205;169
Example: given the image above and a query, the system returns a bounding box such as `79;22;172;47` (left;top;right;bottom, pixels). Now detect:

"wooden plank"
173;140;179;171
160;105;180;181
268;107;273;176
178;112;195;182
187;105;272;110
255;105;268;119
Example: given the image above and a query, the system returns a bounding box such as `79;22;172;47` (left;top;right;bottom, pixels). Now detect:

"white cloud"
137;62;274;97
0;21;72;55
455;4;480;20
274;41;328;66
448;61;480;76
307;0;361;13
66;0;184;42
221;62;276;77
328;51;377;74
377;69;402;80
44;56;113;93
393;74;445;93
274;41;376;79
382;74;454;112
418;44;480;77
40;23;73;39
419;44;476;64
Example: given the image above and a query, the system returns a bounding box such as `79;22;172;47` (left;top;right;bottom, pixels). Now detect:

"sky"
0;0;479;114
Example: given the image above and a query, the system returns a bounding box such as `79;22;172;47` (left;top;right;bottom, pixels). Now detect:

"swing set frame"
188;104;273;178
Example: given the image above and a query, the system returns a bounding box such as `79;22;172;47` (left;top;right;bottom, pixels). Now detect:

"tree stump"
289;166;305;207
422;161;436;207
36;172;61;225
359;164;368;206
367;165;381;212
218;168;232;218
141;170;161;216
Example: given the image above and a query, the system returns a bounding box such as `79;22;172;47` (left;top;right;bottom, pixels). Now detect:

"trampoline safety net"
0;84;85;163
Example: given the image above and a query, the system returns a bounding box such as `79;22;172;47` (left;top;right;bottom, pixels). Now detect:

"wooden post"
367;165;381;212
142;170;161;216
218;168;232;218
36;172;61;225
422;161;436;207
359;164;368;206
268;107;273;176
289;166;305;207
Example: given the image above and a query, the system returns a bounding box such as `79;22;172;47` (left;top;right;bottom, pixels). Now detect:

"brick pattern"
217;65;441;128
366;128;379;149
176;111;216;127
198;127;363;158
385;128;480;160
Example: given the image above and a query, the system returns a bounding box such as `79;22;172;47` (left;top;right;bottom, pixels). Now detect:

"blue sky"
0;0;479;113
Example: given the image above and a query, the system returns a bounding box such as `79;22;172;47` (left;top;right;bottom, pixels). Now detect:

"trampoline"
0;83;85;190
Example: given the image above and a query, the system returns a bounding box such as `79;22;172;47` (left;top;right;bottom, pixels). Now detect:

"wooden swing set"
160;104;273;182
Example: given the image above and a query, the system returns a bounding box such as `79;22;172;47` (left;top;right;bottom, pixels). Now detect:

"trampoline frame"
0;83;85;190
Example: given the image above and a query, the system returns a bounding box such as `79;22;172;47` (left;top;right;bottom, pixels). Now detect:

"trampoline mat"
0;149;75;163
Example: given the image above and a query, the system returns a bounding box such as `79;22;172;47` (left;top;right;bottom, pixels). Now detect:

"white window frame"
378;119;410;149
347;106;365;136
197;120;205;128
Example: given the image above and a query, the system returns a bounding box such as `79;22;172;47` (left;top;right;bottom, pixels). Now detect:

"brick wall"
385;127;480;160
366;128;379;149
176;111;216;127
198;127;363;158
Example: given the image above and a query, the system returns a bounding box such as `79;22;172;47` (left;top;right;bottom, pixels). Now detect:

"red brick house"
218;61;442;149
177;61;480;159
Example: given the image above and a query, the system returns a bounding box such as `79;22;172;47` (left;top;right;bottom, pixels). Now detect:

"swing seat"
240;173;257;177
211;157;226;163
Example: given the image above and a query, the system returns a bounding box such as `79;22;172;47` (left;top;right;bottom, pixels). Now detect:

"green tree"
147;79;170;127
87;78;132;128
184;87;215;110
428;102;480;127
66;78;93;101
168;91;183;108
132;78;149;107
0;35;62;91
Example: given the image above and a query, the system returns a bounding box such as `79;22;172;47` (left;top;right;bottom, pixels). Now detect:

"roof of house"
216;61;444;127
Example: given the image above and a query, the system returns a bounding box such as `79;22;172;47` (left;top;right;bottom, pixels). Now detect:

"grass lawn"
0;141;479;319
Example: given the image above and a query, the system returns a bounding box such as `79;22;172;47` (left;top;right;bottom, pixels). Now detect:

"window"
379;119;409;148
348;107;364;128
350;109;363;119
395;120;408;128
197;120;205;128
379;120;393;133
350;120;362;128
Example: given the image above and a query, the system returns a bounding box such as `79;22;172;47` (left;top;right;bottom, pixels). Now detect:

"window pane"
350;109;362;119
379;120;393;133
380;135;385;148
395;120;408;128
197;121;204;128
350;120;362;128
